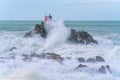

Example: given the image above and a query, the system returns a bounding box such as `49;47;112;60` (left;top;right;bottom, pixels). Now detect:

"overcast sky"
0;0;120;20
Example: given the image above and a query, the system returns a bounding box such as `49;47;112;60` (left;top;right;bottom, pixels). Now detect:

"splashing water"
44;20;70;49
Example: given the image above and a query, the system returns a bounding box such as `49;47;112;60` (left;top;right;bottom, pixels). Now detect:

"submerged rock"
9;47;17;51
98;65;111;74
22;56;32;62
21;53;64;63
40;53;64;62
76;64;88;69
106;65;111;73
98;65;106;74
24;31;33;37
22;54;32;62
30;53;41;58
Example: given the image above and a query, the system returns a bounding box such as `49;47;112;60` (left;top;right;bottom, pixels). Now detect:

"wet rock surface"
77;56;105;63
75;56;111;74
77;57;85;62
86;58;95;63
98;65;106;74
21;53;64;63
76;64;88;69
69;29;98;44
24;22;47;38
98;65;111;74
96;56;105;62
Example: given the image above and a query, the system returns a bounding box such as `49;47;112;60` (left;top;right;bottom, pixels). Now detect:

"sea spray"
43;20;70;49
8;65;41;80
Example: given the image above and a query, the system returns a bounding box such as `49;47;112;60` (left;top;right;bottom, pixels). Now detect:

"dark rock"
40;53;64;64
86;58;95;63
41;53;64;61
76;64;88;69
22;53;64;62
9;47;17;51
98;65;106;74
106;65;110;71
79;31;98;44
69;29;79;43
22;54;31;61
22;56;32;62
24;22;47;38
34;24;41;33
77;57;85;62
22;54;29;57
8;56;16;60
106;65;111;73
30;53;41;58
69;29;98;44
24;31;33;37
96;56;105;62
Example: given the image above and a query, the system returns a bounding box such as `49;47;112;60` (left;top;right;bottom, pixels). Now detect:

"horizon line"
0;20;120;21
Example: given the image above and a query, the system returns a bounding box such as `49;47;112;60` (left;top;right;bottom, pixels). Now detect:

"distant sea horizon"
0;20;120;32
0;20;120;21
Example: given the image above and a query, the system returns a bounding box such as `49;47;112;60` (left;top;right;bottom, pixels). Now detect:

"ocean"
0;21;120;80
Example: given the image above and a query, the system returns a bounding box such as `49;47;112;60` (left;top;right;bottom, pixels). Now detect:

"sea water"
0;21;120;80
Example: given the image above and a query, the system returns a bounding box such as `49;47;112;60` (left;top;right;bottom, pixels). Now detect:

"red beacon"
44;14;52;22
45;16;49;22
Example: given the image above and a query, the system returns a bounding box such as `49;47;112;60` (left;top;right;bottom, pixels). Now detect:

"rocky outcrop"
77;56;105;63
40;53;64;62
24;22;98;44
69;29;98;44
98;65;111;74
24;22;47;38
86;58;95;63
98;65;106;73
34;23;47;38
96;56;105;62
76;64;88;69
22;53;64;63
77;57;85;62
75;56;111;74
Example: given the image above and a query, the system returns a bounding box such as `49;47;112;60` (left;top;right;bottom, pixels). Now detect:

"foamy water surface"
0;21;120;80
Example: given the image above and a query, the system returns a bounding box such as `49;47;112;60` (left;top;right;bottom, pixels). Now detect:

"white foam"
43;20;70;49
0;24;120;80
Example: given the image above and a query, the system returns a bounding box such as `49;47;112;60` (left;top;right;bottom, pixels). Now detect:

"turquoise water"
0;21;120;34
0;21;39;31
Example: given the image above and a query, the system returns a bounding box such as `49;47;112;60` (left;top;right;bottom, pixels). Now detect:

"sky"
0;0;120;20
